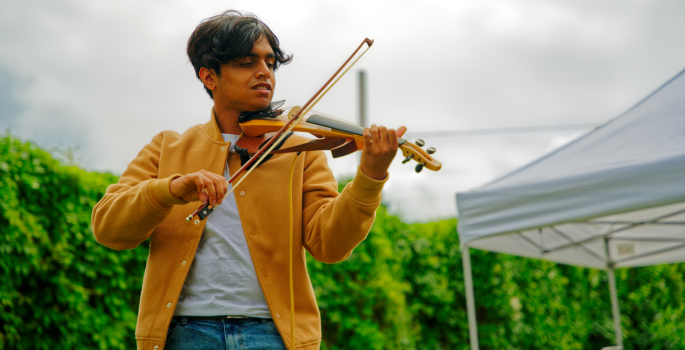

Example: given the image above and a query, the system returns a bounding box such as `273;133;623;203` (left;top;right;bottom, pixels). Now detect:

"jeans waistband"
173;315;267;322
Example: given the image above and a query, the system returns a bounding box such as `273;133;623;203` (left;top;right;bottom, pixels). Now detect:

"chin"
252;99;272;111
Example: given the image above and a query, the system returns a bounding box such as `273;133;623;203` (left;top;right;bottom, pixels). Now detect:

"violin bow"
186;38;374;221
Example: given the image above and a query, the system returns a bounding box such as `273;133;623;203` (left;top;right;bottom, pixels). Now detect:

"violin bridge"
288;106;301;120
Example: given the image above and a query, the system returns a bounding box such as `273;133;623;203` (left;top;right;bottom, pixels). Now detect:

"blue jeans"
165;316;286;350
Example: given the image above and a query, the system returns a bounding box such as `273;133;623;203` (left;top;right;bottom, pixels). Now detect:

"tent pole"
607;267;623;347
462;244;479;350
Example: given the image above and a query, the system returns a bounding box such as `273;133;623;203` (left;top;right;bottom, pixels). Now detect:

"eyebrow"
246;52;275;59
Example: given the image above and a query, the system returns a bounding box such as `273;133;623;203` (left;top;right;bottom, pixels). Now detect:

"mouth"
252;83;272;93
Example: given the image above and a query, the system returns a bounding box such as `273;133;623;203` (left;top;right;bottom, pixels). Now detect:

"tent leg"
462;245;479;350
607;267;623;347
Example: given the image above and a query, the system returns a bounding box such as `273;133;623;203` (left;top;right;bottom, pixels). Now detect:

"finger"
213;176;226;205
363;127;372;150
387;128;398;149
205;172;226;204
204;176;217;206
396;126;407;138
192;174;208;202
370;124;380;148
378;126;389;150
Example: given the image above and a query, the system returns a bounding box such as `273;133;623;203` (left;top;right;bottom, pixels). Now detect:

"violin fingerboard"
307;114;365;135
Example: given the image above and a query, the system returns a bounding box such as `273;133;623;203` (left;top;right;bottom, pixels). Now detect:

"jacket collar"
204;107;226;143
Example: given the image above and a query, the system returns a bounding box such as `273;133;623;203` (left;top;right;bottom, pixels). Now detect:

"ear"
199;67;217;92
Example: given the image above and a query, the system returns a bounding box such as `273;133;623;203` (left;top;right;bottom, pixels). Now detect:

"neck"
213;103;243;135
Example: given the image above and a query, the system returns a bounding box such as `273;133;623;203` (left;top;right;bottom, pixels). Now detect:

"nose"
256;61;271;79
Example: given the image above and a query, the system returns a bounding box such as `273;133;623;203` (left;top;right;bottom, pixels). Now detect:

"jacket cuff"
347;166;387;203
146;174;186;212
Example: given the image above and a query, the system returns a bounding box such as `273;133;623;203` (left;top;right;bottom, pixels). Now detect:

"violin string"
282;107;318;119
291;106;365;130
311;110;362;127
227;43;372;197
282;106;359;129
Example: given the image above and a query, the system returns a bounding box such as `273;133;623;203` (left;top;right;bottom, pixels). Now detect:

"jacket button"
276;313;281;319
221;147;225;151
249;229;256;236
262;270;268;277
167;303;172;308
239;191;246;197
154;346;159;350
182;260;186;265
195;220;200;225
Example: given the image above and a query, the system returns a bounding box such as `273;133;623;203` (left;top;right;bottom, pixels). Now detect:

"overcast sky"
2;0;685;222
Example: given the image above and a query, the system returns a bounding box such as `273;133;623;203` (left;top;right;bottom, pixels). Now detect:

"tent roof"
456;68;685;268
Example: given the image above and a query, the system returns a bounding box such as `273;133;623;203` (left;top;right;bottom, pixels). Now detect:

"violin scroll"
399;140;441;173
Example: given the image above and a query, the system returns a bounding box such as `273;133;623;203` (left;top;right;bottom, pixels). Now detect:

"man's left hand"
359;124;408;180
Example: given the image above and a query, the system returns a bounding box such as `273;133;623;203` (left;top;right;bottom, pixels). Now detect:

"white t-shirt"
174;133;271;318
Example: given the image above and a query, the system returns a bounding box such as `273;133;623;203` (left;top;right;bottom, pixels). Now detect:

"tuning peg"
427;147;436;155
415;163;424;173
402;154;414;164
415;139;425;147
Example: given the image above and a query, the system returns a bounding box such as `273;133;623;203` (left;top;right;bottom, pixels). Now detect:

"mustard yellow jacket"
91;110;386;350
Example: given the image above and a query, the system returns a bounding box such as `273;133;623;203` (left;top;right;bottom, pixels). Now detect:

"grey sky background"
1;0;685;222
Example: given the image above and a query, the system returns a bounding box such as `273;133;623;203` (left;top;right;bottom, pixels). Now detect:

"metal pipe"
358;69;367;165
358;69;367;129
462;245;479;349
607;267;623;347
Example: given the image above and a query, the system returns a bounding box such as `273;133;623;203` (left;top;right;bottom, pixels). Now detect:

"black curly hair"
187;10;293;99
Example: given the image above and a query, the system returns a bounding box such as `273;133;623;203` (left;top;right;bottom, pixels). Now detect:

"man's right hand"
170;170;228;206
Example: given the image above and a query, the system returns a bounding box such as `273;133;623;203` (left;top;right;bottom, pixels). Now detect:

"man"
92;10;406;350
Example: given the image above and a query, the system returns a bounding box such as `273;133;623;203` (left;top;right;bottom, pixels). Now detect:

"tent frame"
460;199;685;348
462;243;623;349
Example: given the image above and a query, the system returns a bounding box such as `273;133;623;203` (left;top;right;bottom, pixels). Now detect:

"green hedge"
1;135;684;349
0;135;144;349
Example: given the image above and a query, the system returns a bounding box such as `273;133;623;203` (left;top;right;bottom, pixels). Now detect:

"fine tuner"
401;139;437;173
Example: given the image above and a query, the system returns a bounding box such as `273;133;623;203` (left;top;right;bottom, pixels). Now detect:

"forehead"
248;36;274;58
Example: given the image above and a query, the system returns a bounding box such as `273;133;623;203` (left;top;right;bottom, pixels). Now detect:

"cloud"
1;0;684;220
0;68;25;131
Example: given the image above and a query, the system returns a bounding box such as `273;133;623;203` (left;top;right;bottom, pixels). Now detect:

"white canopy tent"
455;68;685;349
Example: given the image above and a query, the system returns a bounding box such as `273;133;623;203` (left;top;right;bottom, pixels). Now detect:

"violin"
187;38;441;222
233;99;442;173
